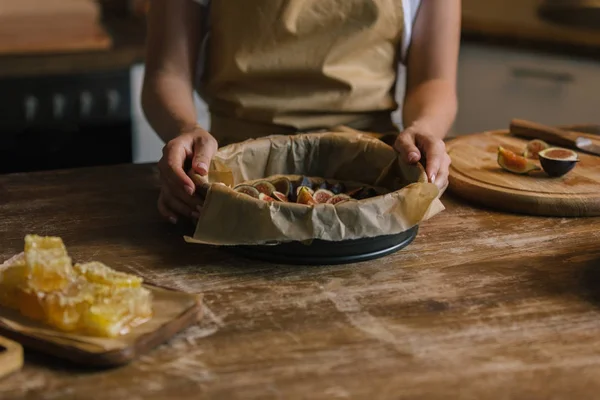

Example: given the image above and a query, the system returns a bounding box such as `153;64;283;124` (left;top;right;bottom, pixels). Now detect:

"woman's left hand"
393;125;451;191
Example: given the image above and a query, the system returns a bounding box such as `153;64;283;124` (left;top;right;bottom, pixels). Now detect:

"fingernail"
408;152;419;163
192;211;201;219
169;216;177;224
197;162;208;173
185;186;194;196
430;174;436;183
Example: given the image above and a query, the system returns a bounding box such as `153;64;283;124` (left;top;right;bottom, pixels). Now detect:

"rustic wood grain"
447;129;600;217
0;336;23;380
0;163;599;399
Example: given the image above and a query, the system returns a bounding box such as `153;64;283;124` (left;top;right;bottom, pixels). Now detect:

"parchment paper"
186;129;445;246
0;255;202;353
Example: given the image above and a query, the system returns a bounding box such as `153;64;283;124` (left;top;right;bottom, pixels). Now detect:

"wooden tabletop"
0;162;600;399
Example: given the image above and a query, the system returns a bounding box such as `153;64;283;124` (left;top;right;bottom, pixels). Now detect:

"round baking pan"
226;225;419;265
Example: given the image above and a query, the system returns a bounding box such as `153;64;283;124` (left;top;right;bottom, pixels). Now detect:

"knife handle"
509;119;579;148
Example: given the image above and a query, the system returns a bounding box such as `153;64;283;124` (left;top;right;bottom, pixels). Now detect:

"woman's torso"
194;0;421;144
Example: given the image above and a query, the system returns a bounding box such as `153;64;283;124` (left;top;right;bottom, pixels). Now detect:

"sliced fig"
326;194;352;205
259;192;277;202
538;147;579;177
271;177;291;197
272;191;289;202
253;180;276;196
313;189;334;204
497;146;541;174
296;186;317;205
329;182;346;195
296;185;314;196
523;139;550;160
234;185;260;199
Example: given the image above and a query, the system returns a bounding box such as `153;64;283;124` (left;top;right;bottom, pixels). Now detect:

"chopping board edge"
0;335;24;379
446;129;600;217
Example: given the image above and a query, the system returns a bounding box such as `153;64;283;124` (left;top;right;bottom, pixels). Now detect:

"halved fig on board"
253;180;276;196
538;147;579;177
270;177;291;197
272;191;289;202
313;189;334;204
296;186;317;205
497;146;541;174
326;194;352;205
234;185;260;199
523;139;550;160
259;193;277;202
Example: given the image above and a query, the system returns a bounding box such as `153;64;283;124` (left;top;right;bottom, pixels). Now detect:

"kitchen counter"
1;163;600;399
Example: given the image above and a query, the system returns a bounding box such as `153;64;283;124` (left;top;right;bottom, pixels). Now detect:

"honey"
0;235;153;337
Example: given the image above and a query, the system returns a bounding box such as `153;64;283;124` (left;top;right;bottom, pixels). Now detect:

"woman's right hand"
156;126;218;224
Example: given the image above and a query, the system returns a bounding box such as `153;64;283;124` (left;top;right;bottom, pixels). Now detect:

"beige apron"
197;0;406;146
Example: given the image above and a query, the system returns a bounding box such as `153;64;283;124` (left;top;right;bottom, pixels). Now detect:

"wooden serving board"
447;129;600;217
0;285;203;367
0;335;23;379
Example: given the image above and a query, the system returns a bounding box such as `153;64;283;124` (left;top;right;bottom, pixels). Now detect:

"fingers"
420;139;450;189
189;170;211;198
156;130;218;223
164;174;203;209
160;141;196;196
434;153;451;190
157;192;178;224
192;134;218;176
394;130;421;164
158;186;201;224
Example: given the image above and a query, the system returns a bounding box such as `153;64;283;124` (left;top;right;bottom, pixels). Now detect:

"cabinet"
452;42;600;136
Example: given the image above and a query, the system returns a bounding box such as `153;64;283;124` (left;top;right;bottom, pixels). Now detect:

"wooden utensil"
447;129;600;217
510;119;600;156
0;335;23;379
0;285;203;367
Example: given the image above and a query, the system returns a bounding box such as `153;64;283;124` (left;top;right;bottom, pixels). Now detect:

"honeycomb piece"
24;235;73;292
80;287;153;337
18;288;46;321
1;234;154;338
0;254;28;310
42;278;98;332
24;235;67;252
0;266;27;309
74;261;143;288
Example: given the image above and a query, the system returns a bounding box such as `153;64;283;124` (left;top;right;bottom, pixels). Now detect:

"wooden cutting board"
447;129;600;217
0;335;23;379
